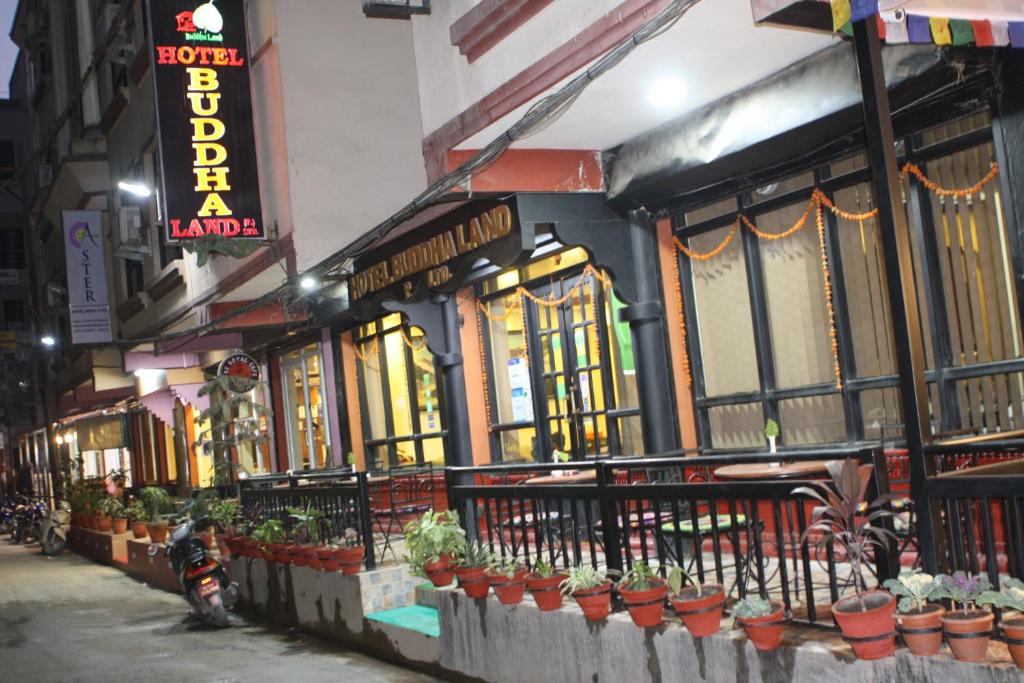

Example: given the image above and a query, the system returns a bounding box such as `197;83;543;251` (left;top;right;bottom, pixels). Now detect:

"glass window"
280;343;332;470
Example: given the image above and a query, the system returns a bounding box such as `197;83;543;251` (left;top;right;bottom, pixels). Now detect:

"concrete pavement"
0;540;448;683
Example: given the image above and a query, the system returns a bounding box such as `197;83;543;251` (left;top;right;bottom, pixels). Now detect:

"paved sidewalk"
0;540;446;683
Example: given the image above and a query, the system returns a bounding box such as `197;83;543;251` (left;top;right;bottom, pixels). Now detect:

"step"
365;604;440;638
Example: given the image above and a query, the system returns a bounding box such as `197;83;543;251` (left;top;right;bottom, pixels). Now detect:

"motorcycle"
0;497;15;536
11;497;44;544
149;508;238;627
40;500;71;556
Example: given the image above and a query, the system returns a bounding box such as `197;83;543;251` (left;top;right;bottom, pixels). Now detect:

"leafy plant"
126;499;147;523
795;459;897;607
561;564;609;595
883;570;942;613
490;557;524;579
328;528;362;549
530;558;557;578
107;468;128;488
667;563;702;598
100;497;127;519
139;486;172;524
978;578;1024;613
616;561;661;591
251;518;286;545
191;488;220;521
764;419;780;439
732;596;775;619
208;498;240;533
403;509;466;576
456;540;495;568
287;503;326;545
933;571;992;615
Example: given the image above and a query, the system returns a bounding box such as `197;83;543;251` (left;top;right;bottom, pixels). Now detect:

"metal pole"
852;19;943;572
622;210;679;455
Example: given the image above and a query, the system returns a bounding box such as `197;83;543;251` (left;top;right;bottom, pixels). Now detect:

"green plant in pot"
488;558;527;605
323;528;364;574
126;499;148;539
95;496;118;532
102;497;128;534
140;487;173;543
404;509;466;587
616;562;668;628
795;458;898;660
933;571;994;663
732;595;785;651
883;569;944;656
288;503;326;568
251;519;286;561
454;540;495;599
979;578;1024;669
561;564;613;621
667;563;726;637
764;418;780;453
524;558;568;611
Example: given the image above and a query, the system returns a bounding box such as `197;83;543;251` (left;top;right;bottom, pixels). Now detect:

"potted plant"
883;570;944;656
561;564;613;621
140;487;172;543
764;419;780;453
454;540;495;599
127;499;148;539
288;503;326;570
525;559;568;611
107;498;129;534
404;509;466;587
95;496;117;532
208;498;240;556
616;562;668;628
251;519;286;562
335;528;365;575
979;578;1024;669
667;563;726;637
934;571;995;662
795;458;898;660
733;596;786;651
488;558;527;605
106;468;128;497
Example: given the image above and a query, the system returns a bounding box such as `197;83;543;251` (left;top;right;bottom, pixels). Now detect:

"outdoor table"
522;470;598;485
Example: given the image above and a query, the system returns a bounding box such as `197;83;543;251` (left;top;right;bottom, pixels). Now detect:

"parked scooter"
0;497;15;536
40;500;71;556
11;496;44;544
149;505;238;627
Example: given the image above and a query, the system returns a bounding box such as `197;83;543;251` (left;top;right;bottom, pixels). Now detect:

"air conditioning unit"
111;206;149;260
45;283;67;310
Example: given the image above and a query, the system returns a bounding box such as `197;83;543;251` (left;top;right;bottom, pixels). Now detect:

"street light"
117;180;153;198
40;335;56;348
300;275;319;292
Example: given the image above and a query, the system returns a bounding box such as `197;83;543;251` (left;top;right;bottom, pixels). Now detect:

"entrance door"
527;269;619;461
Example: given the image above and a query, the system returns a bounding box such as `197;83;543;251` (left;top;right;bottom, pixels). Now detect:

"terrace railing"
446;447;897;629
238;468;376;569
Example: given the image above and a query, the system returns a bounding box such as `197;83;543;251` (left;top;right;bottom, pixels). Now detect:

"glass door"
280;344;331;470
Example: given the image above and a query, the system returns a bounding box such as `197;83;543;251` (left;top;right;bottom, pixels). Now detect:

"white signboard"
62;211;112;344
507;356;534;423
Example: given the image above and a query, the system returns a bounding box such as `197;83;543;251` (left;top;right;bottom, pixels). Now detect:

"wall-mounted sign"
62;211;112;344
147;0;265;242
349;199;533;318
218;352;260;381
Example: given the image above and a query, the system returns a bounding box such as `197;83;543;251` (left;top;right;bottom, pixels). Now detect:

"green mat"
365;605;441;638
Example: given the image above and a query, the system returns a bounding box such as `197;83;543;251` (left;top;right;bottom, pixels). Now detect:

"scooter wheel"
42;532;65;557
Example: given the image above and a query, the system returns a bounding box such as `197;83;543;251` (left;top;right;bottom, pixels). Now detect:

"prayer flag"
930;17;953;45
832;0;852;32
972;21;995;47
949;19;975;46
907;15;932;44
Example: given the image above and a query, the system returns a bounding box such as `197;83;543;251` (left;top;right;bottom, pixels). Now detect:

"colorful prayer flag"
949;19;975;46
1010;22;1024;48
930;17;953;45
907;16;932;44
972;21;995;47
831;0;852;33
990;21;1011;46
884;14;909;44
850;0;878;23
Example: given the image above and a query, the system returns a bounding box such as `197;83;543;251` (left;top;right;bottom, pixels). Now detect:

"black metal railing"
446;448;896;629
239;469;375;570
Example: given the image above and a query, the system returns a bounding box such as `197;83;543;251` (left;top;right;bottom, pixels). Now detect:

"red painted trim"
445;148;604;192
208;301;289;329
423;0;671;182
450;0;554;64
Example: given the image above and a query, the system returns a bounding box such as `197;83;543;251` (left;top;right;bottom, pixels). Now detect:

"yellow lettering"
490;205;513;238
190;117;225;142
193;143;228;167
186;92;221;116
186;67;219;92
197;192;232;217
193;167;232;192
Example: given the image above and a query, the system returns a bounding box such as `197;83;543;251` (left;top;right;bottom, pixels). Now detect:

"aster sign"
147;0;265;242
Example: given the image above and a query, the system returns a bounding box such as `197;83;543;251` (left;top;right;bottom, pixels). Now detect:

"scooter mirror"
147;543;160;558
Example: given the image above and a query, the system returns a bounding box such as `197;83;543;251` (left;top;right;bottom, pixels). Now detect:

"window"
125;259;144;298
280;343;332;470
354;314;446;470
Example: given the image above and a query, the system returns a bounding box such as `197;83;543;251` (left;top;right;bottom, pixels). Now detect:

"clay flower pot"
942;609;995;663
96;514;113;532
455;566;491;599
737;602;786;651
424;554;455;587
619;580;668;628
316;547;339;572
526;573;568;611
271;543;292;564
573;582;614;621
1000;617;1024;669
146;521;168;544
896;604;945;657
489;570;527;605
217;535;232;557
337;546;365;575
111;518;128;534
670;584;726;637
831;590;897;660
303;545;322;570
288;544;305;566
131;521;148;539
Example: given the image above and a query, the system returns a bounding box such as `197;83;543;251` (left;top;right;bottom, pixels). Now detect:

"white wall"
273;0;427;271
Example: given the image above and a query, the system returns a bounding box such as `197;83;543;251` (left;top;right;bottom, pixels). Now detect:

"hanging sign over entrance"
147;0;265;242
218;352;261;381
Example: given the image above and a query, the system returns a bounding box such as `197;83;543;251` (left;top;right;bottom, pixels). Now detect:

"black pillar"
852;19;942;572
435;294;474;470
620;209;679;455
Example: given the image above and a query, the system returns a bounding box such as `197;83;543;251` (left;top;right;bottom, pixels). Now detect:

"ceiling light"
648;75;687;111
118;180;152;198
300;275;318;292
133;368;166;378
40;335;56;347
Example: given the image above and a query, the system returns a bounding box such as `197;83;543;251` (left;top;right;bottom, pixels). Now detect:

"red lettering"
195;47;214;65
177;46;196;64
212;48;229;66
202;218;221;235
226;48;245;67
221;218;240;236
170;219;186;238
187;219;204;237
156;45;177;65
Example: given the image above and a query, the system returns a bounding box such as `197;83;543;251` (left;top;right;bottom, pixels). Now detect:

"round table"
523;470;598;485
713;459;834;481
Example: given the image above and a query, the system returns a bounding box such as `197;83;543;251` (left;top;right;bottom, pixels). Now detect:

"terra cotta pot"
316;547;339;572
1000;617;1024;670
573;583;613;621
941;609;995;663
146;521;168;543
737;602;786;651
896;604;945;657
488;571;527;605
111;518;128;534
338;546;365;575
455;566;491;599
670;584;726;637
424;554;455;587
131;521;148;539
96;515;112;532
831;591;897;660
619;580;668;628
526;573;567;611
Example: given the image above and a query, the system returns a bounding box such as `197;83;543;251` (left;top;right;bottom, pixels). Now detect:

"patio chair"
371;465;438;563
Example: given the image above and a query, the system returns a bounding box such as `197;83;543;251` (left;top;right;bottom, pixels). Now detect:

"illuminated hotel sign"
147;0;265;242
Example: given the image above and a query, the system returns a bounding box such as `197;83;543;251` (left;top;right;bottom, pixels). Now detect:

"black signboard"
147;0;265;242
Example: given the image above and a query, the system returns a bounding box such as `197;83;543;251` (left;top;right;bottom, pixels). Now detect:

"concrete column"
75;0;102;130
621;210;679;455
